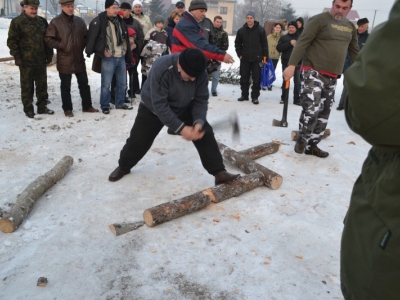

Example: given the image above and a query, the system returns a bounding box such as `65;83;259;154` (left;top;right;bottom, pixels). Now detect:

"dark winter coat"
199;17;215;45
7;12;53;65
45;12;87;74
234;21;268;62
172;12;225;61
341;2;400;299
166;17;176;50
276;32;300;66
122;15;144;58
86;11;132;72
141;53;209;133
357;30;369;50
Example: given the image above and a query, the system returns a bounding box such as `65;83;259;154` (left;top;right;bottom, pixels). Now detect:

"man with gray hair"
283;0;359;158
45;0;99;117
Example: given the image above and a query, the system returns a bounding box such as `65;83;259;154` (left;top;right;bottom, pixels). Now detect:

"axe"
207;111;240;141
272;79;290;127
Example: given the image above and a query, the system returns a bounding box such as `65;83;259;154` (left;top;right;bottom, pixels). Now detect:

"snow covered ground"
0;18;370;299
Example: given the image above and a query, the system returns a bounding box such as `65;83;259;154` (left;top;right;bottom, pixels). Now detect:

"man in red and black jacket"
171;0;234;64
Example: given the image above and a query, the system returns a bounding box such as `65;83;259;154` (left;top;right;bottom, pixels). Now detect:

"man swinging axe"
109;48;240;185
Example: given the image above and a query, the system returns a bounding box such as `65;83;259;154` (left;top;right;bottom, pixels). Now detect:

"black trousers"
118;104;225;175
59;71;92;111
111;67;139;102
240;59;261;99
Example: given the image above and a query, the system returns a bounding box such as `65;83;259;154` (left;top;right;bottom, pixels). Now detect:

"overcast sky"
290;0;394;28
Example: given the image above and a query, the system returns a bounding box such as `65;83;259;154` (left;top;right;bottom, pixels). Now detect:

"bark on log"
0;57;14;62
143;191;212;227
291;129;331;141
239;142;280;160
0;156;74;233
218;142;283;190
143;172;265;228
109;221;145;236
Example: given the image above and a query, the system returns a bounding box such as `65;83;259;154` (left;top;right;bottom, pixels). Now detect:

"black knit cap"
179;48;207;77
105;0;119;9
120;2;131;9
357;18;369;26
189;0;207;11
288;20;298;30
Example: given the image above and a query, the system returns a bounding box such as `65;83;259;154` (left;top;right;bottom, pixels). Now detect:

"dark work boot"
237;96;249;101
214;171;240;185
294;138;306;154
305;145;329;158
109;166;130;182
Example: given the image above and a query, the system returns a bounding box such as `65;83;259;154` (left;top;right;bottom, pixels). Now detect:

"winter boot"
294;138;306;154
214;171;240;185
305;145;329;158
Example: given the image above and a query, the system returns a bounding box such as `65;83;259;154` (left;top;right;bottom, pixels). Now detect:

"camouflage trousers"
298;69;337;151
19;64;48;114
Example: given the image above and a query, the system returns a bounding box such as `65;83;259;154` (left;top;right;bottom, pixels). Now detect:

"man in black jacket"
276;20;301;105
108;49;240;186
86;0;133;114
235;11;268;105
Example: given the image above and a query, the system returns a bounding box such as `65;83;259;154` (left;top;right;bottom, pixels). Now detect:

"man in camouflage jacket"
210;15;228;97
7;0;54;118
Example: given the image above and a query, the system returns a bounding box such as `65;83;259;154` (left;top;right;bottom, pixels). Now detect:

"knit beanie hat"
128;27;136;36
105;0;119;9
288;20;298;29
188;0;207;11
154;15;165;25
179;48;207;77
120;2;131;9
246;11;255;19
132;0;142;7
357;18;369;26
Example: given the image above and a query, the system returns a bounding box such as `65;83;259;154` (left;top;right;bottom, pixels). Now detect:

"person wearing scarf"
86;0;133;114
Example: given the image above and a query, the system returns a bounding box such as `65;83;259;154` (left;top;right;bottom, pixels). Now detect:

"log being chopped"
217;142;283;190
0;156;73;233
143;172;265;228
239;142;280;160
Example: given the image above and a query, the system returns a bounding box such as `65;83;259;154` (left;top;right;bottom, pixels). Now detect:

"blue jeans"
100;56;126;109
211;68;221;94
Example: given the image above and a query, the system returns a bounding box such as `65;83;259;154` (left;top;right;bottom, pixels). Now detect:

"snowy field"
0;17;370;299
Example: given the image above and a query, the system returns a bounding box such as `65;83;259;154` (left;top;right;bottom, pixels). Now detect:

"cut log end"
269;175;283;190
143;210;155;227
109;221;145;236
37;277;48;287
0;218;14;233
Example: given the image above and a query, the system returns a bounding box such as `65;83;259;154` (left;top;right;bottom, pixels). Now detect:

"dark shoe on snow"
102;108;110;114
116;105;133;110
293;101;301;106
214;171;240;185
238;96;249;101
64;110;74;117
305;145;329;158
38;108;54;115
336;106;344;111
212;92;217;97
252;99;259;105
26;112;35;118
294;139;306;154
83;107;99;113
109;166;130;182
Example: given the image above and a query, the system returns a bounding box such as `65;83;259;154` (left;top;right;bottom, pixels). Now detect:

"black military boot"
305;145;329;158
237;96;249;101
109;167;130;182
214;171;240;185
294;138;306;154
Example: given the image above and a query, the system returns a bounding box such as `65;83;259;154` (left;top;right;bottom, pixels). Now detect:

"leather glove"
15;57;22;67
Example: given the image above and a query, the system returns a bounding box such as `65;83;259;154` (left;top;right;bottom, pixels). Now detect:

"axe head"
272;118;288;127
210;111;240;141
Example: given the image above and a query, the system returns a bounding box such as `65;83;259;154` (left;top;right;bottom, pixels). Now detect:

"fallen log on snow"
291;129;331;141
218;142;282;190
239;142;280;160
0;156;73;233
109;221;145;236
143;172;265;228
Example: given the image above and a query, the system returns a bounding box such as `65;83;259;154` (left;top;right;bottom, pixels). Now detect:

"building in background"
184;0;235;35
